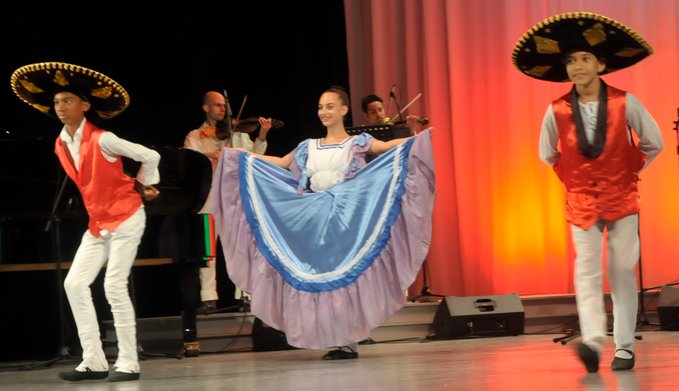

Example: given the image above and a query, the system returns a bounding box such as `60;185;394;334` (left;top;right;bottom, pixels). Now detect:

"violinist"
360;93;426;135
361;94;387;125
183;90;273;314
184;91;271;170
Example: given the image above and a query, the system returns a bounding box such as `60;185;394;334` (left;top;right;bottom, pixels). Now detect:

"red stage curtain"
344;0;679;296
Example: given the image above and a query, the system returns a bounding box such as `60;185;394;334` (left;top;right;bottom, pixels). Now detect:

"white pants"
200;237;251;302
200;255;252;301
199;260;218;302
63;207;145;373
571;213;639;353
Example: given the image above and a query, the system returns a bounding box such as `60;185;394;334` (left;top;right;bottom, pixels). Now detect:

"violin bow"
222;89;235;139
234;94;248;124
396;92;422;117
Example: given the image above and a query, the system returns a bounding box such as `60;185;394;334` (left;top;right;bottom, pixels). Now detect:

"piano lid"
0;140;213;217
138;147;213;216
0;140;213;264
134;147;214;263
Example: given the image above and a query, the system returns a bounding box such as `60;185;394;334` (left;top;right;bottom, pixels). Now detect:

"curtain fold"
345;0;679;296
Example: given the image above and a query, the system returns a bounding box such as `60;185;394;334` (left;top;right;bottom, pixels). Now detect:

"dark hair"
561;48;606;66
324;85;350;107
52;86;90;102
49;88;99;122
360;94;383;113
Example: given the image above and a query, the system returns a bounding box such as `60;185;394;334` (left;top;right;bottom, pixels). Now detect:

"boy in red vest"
513;13;664;373
11;62;160;382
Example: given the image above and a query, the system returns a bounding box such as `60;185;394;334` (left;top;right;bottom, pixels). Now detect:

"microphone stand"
674;107;679;156
389;85;443;302
22;172;77;370
408;259;445;302
635;107;679;327
638;109;679;327
389;87;406;125
631;110;679;329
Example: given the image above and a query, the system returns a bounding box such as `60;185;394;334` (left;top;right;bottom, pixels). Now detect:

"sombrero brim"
512;12;652;82
10;62;130;119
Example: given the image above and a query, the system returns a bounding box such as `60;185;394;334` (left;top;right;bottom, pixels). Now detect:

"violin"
385;116;429;126
213;117;284;140
410;116;429;126
384;92;428;126
233;117;285;133
216;91;285;137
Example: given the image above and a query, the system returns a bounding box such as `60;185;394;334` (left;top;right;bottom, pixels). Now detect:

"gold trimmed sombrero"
10;62;130;119
512;12;652;82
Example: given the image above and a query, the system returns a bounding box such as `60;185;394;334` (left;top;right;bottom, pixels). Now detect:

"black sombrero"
512;12;652;82
10;62;130;119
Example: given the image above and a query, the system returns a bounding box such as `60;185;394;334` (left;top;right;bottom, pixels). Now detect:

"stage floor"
0;330;677;390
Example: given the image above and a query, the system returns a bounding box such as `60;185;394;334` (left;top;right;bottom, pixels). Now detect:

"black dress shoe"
197;300;217;315
576;343;600;373
58;368;108;381
611;349;635;370
108;371;140;382
322;349;358;360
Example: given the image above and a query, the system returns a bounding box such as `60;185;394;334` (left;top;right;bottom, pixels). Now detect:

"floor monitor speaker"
432;293;525;339
658;286;679;331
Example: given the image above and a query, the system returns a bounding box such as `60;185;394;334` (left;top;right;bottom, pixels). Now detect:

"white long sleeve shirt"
183;122;267;171
59;118;160;185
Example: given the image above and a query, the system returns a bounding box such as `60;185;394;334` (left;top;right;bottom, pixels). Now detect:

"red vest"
54;121;142;237
551;85;646;229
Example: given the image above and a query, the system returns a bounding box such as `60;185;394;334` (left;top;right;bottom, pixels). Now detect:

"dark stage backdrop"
0;1;350;157
0;1;350;362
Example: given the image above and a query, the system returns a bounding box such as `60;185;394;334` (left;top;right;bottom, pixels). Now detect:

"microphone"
389;84;397;98
388;84;404;124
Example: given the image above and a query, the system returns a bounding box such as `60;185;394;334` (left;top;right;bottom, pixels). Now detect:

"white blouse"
307;136;355;192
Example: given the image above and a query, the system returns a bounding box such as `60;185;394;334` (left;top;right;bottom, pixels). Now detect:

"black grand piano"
133;146;214;357
0;139;217;361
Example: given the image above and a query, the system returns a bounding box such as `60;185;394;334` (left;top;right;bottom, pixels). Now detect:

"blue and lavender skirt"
212;130;435;348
